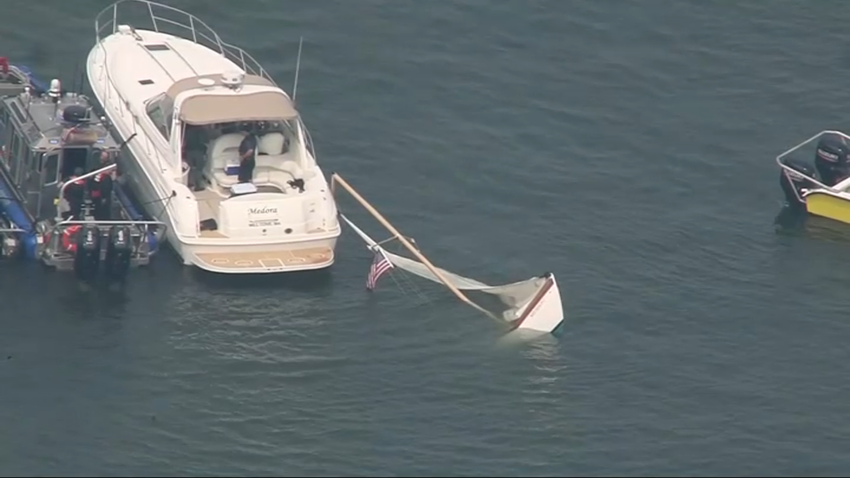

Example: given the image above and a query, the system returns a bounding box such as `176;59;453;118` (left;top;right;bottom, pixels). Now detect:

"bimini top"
168;73;299;125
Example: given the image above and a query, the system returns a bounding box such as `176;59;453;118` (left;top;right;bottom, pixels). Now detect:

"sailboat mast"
331;173;496;318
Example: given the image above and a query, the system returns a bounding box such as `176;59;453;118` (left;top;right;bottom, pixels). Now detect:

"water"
2;0;850;476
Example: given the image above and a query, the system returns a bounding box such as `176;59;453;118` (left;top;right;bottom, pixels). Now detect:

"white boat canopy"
166;73;300;125
180;92;298;125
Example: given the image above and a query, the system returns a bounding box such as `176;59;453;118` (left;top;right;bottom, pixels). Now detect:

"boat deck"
193;246;334;271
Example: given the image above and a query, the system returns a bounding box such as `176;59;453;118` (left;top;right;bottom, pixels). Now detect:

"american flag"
366;247;394;291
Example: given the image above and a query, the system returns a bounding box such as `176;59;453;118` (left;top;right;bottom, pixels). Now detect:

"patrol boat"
776;130;850;225
0;56;166;283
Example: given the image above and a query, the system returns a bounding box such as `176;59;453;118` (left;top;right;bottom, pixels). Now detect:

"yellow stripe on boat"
805;190;850;225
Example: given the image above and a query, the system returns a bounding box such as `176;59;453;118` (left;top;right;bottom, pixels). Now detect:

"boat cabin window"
279;119;300;145
60;147;89;180
7;129;25;183
41;152;59;185
146;94;174;141
0;108;14;171
0;107;8;155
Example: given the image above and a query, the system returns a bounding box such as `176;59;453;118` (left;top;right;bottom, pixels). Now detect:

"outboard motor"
780;157;818;208
73;225;101;282
103;225;132;284
814;133;850;186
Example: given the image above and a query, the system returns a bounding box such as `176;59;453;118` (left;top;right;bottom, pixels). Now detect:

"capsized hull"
510;273;565;334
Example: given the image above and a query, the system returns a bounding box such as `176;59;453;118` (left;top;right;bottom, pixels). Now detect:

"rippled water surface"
3;0;850;476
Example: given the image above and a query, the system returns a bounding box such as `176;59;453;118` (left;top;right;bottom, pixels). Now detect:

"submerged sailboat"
331;174;565;334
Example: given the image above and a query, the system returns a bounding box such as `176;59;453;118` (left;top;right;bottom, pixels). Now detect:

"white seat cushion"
210;153;317;190
211;169;241;188
206;132;246;177
254;167;294;189
213;161;298;189
255;155;301;176
258;132;286;155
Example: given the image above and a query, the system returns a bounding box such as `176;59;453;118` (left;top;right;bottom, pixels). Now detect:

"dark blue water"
2;0;850;476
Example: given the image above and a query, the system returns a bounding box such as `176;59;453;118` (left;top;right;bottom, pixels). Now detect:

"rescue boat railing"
53;219;166;227
55;163;117;222
94;0;275;85
50;219;167;239
775;129;850;193
0;64;34;96
44;218;168;257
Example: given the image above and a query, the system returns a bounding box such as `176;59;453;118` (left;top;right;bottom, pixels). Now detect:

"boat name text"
249;206;278;215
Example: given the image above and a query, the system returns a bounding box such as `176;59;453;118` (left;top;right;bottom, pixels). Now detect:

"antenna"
72;62;79;94
79;65;86;96
292;36;304;103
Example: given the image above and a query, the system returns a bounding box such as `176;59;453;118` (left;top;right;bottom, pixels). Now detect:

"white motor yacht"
86;0;340;274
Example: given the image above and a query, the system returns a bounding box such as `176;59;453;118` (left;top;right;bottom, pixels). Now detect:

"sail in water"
331;174;565;334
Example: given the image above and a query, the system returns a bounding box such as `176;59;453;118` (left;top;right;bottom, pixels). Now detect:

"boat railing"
95;0;276;85
53;164;176;236
303;123;318;162
51;218;167;234
55;163;117;221
44;218;168;258
1;64;33;86
775;129;850;192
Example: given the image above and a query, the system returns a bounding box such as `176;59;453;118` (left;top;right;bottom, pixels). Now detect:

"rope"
138;191;176;219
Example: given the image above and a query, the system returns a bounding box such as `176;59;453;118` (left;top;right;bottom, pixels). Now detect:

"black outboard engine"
104;225;132;284
814;133;850;186
780;157;818;208
73;225;101;282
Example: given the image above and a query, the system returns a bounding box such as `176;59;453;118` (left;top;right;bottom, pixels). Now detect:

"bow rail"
94;0;275;84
